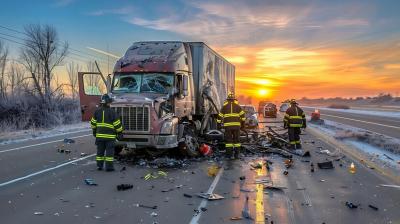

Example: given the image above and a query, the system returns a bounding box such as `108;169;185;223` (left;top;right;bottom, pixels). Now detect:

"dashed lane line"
189;167;224;224
0;154;96;188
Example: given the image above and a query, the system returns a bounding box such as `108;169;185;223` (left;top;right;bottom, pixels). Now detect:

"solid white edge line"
0;134;92;153
0;154;96;187
322;114;400;129
189;167;224;224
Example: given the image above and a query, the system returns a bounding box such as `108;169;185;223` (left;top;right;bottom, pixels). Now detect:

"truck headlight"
160;120;174;134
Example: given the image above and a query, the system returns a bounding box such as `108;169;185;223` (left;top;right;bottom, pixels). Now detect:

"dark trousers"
225;128;241;158
96;140;115;170
288;127;302;149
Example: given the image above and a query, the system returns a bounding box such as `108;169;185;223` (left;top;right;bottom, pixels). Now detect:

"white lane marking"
0;134;92;153
0;154;96;187
189;167;224;224
321;114;400;130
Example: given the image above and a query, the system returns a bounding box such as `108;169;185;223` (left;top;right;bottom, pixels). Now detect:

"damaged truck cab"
78;41;235;155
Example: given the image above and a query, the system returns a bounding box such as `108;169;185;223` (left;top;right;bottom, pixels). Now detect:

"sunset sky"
1;0;399;101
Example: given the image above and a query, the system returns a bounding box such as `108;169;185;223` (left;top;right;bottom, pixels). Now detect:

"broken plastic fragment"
84;178;97;186
196;193;224;200
345;201;358;209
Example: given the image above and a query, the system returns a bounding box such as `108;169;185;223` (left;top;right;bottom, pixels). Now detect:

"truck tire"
179;124;199;157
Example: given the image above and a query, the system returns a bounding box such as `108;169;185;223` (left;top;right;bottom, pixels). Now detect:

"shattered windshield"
112;73;174;94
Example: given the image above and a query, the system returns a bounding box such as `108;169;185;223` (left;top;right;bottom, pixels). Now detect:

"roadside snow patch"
303;106;400;119
0;122;90;145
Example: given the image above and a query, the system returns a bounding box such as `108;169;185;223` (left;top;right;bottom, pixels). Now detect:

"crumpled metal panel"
114;42;189;73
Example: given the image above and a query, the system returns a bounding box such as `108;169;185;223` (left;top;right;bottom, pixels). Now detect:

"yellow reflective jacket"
90;106;123;140
217;100;245;130
283;105;306;128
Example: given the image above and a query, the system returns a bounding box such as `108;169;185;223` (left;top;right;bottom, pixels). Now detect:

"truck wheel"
179;135;199;157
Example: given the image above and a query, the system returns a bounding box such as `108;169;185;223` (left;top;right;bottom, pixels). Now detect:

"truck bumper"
116;134;178;149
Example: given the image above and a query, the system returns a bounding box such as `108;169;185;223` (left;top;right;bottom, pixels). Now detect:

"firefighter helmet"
227;92;235;100
100;94;112;104
290;99;298;105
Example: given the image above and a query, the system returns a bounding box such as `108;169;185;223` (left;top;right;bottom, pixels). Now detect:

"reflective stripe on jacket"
90;106;123;140
217;100;245;129
283;105;306;128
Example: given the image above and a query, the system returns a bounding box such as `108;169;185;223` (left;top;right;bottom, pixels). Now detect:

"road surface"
0;119;399;224
302;107;400;139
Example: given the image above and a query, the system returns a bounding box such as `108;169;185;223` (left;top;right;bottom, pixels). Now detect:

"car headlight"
160;120;174;134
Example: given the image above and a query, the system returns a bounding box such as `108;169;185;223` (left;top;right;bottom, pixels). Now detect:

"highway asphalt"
302;107;400;139
0;119;399;224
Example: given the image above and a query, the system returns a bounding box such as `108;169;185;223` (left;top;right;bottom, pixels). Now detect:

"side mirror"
106;74;112;93
183;75;188;96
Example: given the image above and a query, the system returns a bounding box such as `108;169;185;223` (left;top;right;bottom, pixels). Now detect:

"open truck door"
78;72;108;121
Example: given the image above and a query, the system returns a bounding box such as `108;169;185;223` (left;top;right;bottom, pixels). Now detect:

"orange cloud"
215;38;400;101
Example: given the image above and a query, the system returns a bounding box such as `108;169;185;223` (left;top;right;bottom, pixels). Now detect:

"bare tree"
8;61;28;98
20;24;69;104
66;62;81;99
84;61;105;94
0;40;9;100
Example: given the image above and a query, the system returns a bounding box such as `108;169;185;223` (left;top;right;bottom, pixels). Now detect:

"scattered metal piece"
283;170;289;175
197;193;224;200
368;205;379;210
345;201;359;209
264;185;287;191
63;138;75;144
183;193;193;198
230;217;243;220
239;176;246;180
383;154;394;161
34;212;44;215
150;212;158;217
117;184;133;191
80;152;87;157
310;163;315;172
135;204;158;209
84;179;97;186
317;161;334;169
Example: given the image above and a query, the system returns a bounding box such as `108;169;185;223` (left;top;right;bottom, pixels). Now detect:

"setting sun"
258;89;268;96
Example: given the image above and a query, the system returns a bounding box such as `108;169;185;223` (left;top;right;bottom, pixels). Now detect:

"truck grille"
113;106;150;132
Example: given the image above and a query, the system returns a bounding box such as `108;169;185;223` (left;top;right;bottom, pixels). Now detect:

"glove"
92;130;96;137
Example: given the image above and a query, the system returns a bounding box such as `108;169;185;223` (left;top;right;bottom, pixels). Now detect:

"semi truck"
78;41;235;156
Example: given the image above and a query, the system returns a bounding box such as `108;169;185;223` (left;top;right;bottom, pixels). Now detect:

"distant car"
279;103;290;112
263;103;277;118
241;105;259;129
258;101;269;114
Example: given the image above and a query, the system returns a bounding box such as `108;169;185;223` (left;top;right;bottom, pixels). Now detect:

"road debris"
283;170;289;175
183;193;193;198
349;162;356;174
34;212;44;215
148;157;188;169
80;152;87;157
63;138;75;144
264;185;286;191
135;204;158;209
150;212;158;217
197;193;224;200
230;217;243;220
368;204;379;210
207;164;220;177
117;184;133;191
317;161;334;169
84;178;97;186
345;201;359;209
284;159;293;168
239;176;246;180
310;162;315;172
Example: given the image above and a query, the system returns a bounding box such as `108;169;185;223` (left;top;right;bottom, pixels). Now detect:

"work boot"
234;148;240;159
97;167;103;171
225;148;233;159
289;144;296;150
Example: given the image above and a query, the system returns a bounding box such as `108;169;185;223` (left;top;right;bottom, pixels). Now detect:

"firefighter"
283;99;306;149
90;94;123;171
217;92;245;159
